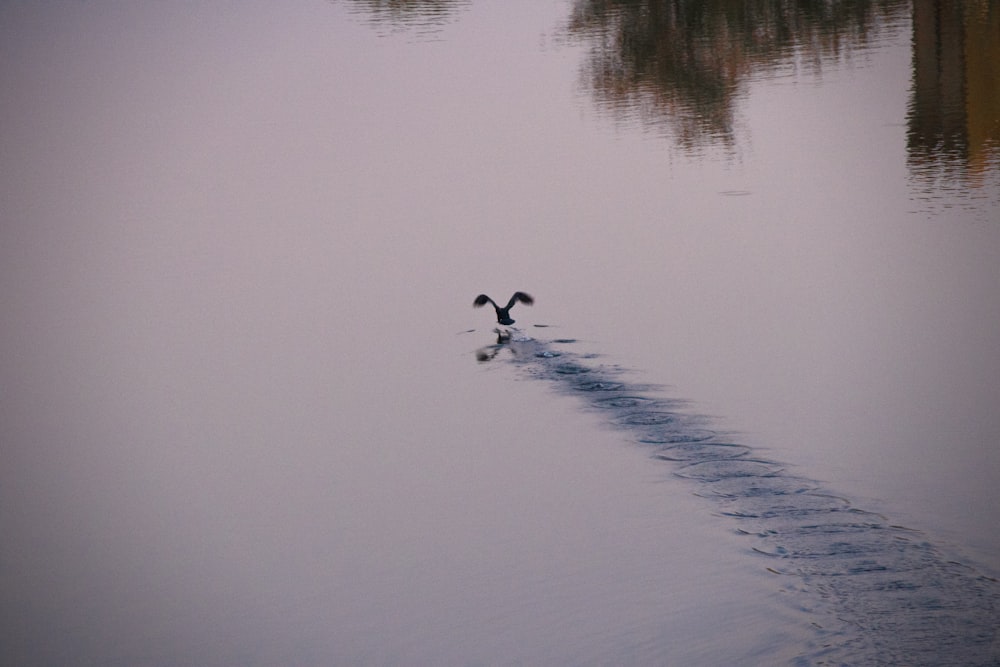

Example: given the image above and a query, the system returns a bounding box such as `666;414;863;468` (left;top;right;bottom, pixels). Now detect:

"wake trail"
476;332;1000;666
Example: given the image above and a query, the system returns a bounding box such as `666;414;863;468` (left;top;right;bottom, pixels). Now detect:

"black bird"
473;292;533;326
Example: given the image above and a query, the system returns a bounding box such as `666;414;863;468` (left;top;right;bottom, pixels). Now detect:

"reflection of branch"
564;0;909;152
338;0;470;36
908;0;1000;190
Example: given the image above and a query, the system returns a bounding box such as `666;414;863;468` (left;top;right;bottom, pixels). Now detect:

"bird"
473;292;533;326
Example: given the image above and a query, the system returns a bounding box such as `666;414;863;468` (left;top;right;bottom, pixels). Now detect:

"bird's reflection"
475;328;536;362
475;345;500;362
475;329;513;362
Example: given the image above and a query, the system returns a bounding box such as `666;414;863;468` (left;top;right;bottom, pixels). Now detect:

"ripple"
756;527;938;577
553;363;591;375
702;475;820;498
570;379;625;392
675;459;784;481
751;522;899;559
655;442;751;461
720;492;852;519
639;428;717;444
591;395;660;409
736;508;889;536
615;411;678;426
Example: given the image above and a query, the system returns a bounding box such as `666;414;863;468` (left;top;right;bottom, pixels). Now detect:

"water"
2;1;998;664
489;334;1000;664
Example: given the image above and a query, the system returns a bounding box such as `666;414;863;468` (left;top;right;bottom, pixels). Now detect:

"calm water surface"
2;1;998;664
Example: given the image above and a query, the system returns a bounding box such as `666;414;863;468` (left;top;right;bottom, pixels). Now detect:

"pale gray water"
2;1;999;665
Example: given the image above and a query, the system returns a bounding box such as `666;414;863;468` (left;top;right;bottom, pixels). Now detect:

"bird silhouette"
473;292;533;326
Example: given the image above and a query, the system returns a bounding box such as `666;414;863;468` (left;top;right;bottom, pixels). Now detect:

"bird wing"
506;292;534;309
473;294;495;308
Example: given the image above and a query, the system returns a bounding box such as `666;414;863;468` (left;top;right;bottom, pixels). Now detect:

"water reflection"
339;0;470;38
561;0;910;152
340;0;999;215
908;0;1000;215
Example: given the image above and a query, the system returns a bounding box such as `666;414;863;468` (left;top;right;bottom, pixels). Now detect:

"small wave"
615;411;678;426
675;458;785;481
639;428;718;444
591;395;661;409
655;442;751;461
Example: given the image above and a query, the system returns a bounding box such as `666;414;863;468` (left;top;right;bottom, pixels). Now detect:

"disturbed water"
482;331;1000;665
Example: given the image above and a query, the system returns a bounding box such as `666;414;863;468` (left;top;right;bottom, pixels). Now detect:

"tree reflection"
908;0;1000;207
339;0;470;37
563;0;909;152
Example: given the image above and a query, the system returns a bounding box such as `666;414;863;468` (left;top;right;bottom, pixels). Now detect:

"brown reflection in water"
908;0;1000;192
331;0;472;41
562;0;909;152
339;0;471;37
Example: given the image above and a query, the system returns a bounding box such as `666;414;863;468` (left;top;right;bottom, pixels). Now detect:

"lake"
2;1;999;664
